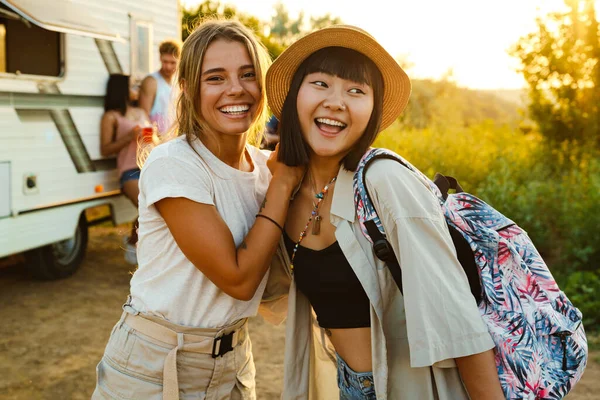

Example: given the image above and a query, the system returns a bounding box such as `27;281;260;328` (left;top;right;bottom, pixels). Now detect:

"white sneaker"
122;236;138;265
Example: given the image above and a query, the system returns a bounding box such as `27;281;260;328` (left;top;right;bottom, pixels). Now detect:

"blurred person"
139;39;181;135
260;114;279;150
99;74;149;265
92;19;303;400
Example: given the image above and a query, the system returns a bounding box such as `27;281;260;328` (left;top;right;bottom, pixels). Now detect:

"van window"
0;10;62;77
130;18;153;83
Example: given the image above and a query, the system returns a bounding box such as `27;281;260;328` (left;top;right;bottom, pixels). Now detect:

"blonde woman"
93;20;302;400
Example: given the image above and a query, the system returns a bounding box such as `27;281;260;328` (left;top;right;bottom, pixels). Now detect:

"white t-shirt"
130;135;272;328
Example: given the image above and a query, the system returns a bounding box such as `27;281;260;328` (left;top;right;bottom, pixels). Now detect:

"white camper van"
0;0;180;279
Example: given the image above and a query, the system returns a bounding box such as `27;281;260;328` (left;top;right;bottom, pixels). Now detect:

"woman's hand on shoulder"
267;144;305;193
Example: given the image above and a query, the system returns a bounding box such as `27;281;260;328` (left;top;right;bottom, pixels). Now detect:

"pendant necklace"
309;174;325;235
289;176;336;273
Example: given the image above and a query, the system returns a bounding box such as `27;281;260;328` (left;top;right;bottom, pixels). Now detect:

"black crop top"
283;231;371;329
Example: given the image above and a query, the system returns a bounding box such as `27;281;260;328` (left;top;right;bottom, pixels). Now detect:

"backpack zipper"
496;223;516;233
553;331;572;371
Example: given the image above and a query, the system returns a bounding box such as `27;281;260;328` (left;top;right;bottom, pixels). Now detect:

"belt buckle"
211;331;235;358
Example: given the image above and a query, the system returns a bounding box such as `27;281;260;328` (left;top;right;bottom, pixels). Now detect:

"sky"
181;0;584;90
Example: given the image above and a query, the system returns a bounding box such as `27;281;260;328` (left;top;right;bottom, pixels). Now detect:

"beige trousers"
92;308;255;400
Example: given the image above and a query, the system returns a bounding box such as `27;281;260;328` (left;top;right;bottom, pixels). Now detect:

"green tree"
181;0;284;58
269;3;342;47
270;2;304;47
511;0;600;145
309;13;343;30
181;0;236;41
181;1;341;60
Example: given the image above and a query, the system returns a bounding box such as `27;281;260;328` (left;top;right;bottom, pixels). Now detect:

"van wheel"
25;215;88;280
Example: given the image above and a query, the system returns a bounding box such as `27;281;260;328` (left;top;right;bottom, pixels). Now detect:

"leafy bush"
562;271;600;332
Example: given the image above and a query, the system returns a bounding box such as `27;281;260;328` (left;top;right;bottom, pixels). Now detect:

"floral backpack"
354;148;588;399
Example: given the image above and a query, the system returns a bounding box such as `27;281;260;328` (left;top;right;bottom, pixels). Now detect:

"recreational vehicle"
0;0;181;279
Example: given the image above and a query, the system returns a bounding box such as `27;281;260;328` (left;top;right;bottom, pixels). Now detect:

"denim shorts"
120;168;141;187
336;353;377;400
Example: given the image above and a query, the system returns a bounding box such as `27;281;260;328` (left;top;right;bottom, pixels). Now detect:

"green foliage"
181;0;235;41
511;0;600;145
375;121;536;191
269;2;304;47
181;1;342;60
587;332;600;351
309;13;344;31
181;1;284;59
476;141;600;272
563;271;600;331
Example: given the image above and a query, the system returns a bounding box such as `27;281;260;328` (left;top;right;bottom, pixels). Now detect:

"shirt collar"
330;164;356;223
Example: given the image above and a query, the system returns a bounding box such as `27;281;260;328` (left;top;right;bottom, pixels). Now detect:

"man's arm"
138;76;157;117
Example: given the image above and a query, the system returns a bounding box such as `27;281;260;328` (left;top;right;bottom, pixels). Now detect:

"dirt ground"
0;225;597;400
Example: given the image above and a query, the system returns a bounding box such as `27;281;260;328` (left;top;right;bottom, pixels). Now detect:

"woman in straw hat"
262;25;505;399
93;19;303;400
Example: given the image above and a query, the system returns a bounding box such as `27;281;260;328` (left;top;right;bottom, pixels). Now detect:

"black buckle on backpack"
373;239;393;262
212;331;235;358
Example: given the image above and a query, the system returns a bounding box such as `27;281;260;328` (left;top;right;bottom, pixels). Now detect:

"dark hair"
278;47;384;171
104;74;129;115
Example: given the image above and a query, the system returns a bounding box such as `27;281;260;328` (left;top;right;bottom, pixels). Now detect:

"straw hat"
266;25;411;131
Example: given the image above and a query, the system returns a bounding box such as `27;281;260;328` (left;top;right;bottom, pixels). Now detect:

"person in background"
138;39;181;135
260;114;280;150
99;74;149;265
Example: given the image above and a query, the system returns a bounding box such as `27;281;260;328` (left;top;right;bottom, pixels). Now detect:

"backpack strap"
358;150;416;294
354;149;480;303
364;219;403;293
433;173;464;200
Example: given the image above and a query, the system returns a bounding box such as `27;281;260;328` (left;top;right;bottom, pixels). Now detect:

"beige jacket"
261;158;495;400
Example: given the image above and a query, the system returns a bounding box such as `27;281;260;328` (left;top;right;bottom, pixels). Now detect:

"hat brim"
266;25;411;132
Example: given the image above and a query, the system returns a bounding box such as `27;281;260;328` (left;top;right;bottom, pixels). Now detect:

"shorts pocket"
234;338;256;395
103;322;137;369
177;351;215;398
123;326;172;383
95;358;162;400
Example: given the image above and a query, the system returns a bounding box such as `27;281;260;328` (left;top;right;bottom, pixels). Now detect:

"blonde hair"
138;19;271;167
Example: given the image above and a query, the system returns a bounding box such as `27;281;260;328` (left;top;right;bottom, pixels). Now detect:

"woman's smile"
314;117;348;136
218;103;252;119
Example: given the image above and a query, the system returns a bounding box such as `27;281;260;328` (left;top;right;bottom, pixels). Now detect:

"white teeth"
220;105;250;113
316;118;347;128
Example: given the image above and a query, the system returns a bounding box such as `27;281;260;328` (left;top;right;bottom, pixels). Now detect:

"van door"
0;162;9;218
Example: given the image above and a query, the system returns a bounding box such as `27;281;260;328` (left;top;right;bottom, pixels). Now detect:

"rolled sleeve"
366;160;494;367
